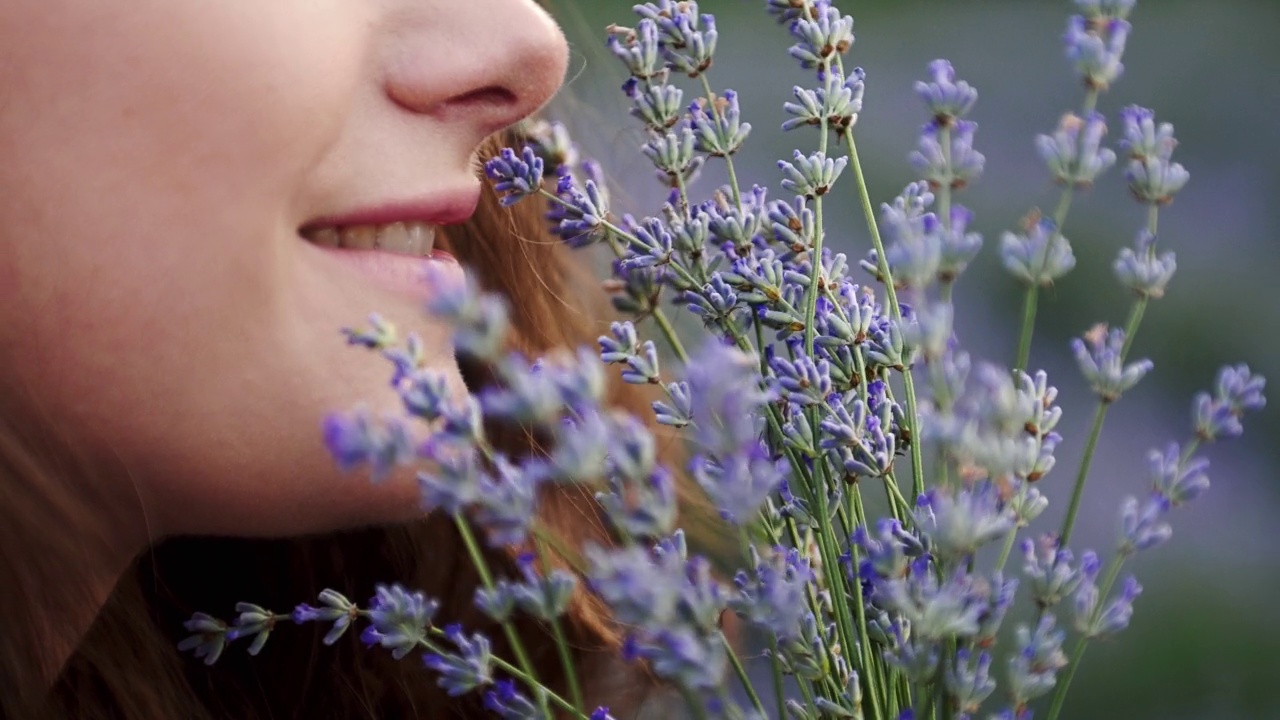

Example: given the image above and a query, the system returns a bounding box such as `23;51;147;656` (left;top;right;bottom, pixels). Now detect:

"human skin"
0;1;569;543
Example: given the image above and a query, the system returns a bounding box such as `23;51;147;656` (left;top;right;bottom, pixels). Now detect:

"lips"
298;187;481;258
298;187;479;297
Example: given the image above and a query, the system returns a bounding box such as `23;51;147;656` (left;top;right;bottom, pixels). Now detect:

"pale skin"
0;0;568;673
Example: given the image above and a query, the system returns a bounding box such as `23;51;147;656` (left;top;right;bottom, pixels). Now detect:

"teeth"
311;227;340;247
304;221;438;256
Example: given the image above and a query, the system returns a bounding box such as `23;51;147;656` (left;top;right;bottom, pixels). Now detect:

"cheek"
0;1;439;535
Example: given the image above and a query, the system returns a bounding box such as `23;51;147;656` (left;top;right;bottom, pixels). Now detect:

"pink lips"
300;186;480;300
300;186;482;232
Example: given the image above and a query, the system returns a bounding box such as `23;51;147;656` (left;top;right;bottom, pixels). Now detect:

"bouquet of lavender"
180;1;1267;718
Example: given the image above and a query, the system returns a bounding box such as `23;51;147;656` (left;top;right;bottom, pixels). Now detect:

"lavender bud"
946;649;996;714
1064;16;1131;91
1114;229;1176;298
653;381;694;427
227;602;275;656
1022;536;1085;609
910;120;985;190
321;409;414;483
1001;217;1076;286
518;118;579;170
914;59;977;125
625;78;683;131
483;680;543;720
1118;105;1178;163
1126;155;1190;205
422;624;494;696
1035;111;1116;188
509;553;577;621
690;90;751;157
475;583;516;623
1007;615;1068;705
1119;494;1172;554
177;612;230;666
915;484;1017;562
731;545;815;644
642;127;704;185
363;584;439;660
1070;324;1153;402
1148;443;1210;506
341;312;398;350
606;20;665;80
484;147;545;207
779;149;848;198
937;205;984;281
787;3;854;71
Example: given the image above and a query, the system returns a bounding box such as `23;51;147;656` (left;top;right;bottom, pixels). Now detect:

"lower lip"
302;239;466;300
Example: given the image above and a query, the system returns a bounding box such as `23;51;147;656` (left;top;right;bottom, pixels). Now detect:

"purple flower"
1064;15;1130;90
226;602;275;656
362;584;439;660
1007;614;1067;705
786;2;854;71
484;147;545;207
422;624;494;697
507;552;577;621
909;119;985;190
689;90;751;157
1070;323;1153;402
1075;560;1142;639
778;149;847;198
635;1;718;77
1114;229;1177;299
472;454;541;547
1148;443;1210;507
1036;111;1116;188
1022;536;1085;609
946;648;996;714
914;59;977;124
1119;494;1172;553
1001;217;1076;286
731;546;814;644
914;484;1016;562
1118;105;1177;162
606;19;665;80
321;409;414;483
177;612;230;666
782;66;865;133
690;441;786;524
482;680;541;720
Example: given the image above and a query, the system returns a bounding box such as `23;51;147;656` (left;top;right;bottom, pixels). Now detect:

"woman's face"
0;1;568;538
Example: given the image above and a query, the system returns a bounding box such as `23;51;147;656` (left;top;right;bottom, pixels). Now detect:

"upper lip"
299;186;481;233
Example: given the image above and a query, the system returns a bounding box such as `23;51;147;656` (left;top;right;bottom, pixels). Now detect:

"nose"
383;0;570;138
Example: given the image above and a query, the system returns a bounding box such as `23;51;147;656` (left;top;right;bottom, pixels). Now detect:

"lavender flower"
484;147;545;206
1148;443;1210;507
606;20;665;80
946;649;996;714
1193;364;1267;441
1064;15;1131;90
1114;229;1177;299
787;2;854;71
779;149;848;198
1119;494;1172;553
292;588;359;646
422;624;494;696
914;484;1016;562
937;205;984;282
1070;323;1153;402
732;545;814;644
782;66;866;133
642;127;704;186
1036;111;1117;188
635;1;718;77
177;613;229;666
483;680;544;720
690;91;751;157
914;59;978;124
226;602;276;656
321;409;414;483
1001;216;1076;286
361;584;439;660
910;120;985;190
1007;615;1068;706
1022;536;1086;609
507;553;577;621
1075;566;1142;639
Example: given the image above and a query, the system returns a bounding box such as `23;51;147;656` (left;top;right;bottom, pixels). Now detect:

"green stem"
533;535;585;712
842;126;926;500
453;516;550;716
768;637;788;720
651;303;690;364
1059;401;1108;545
1013;284;1040;374
1044;556;1125;720
722;632;767;717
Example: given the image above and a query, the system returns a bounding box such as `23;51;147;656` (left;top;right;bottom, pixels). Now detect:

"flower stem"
453;516;551;717
1044;555;1125;720
1013;284;1039;374
1059;401;1108;545
722;631;767;717
842;125;926;499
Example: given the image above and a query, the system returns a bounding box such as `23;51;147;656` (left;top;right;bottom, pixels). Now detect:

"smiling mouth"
300;222;441;257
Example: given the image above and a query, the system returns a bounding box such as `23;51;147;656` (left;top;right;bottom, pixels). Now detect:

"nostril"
450;87;518;109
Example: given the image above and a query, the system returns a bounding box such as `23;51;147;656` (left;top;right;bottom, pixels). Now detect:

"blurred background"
547;1;1280;718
